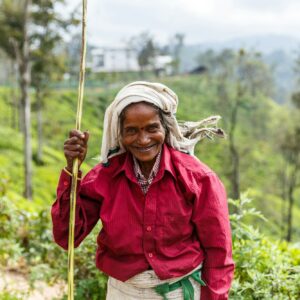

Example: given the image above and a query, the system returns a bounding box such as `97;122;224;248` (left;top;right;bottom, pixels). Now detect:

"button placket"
143;188;157;263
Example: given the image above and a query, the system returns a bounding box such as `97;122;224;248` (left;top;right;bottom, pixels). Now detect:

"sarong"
106;264;202;300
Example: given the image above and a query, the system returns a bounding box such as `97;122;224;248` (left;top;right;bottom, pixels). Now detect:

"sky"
63;0;300;47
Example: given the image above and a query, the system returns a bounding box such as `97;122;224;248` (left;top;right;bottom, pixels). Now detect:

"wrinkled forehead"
115;97;162;119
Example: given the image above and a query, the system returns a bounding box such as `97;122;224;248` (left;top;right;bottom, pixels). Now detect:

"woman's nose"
137;131;150;145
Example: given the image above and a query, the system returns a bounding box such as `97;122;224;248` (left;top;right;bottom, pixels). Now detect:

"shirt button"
146;226;152;232
148;253;153;258
63;181;69;186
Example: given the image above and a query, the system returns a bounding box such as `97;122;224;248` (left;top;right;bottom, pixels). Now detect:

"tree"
197;49;274;199
278;92;300;241
128;32;157;76
0;51;20;130
277;51;300;241
31;0;76;164
0;0;33;199
0;0;76;198
280;128;300;243
138;39;155;72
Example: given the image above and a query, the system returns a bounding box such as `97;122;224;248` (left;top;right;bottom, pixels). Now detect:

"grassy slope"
0;76;299;240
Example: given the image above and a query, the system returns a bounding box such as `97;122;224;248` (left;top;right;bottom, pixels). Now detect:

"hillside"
1;76;300;299
0;76;299;239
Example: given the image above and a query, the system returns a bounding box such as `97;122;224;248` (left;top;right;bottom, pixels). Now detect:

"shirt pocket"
157;214;192;252
100;220;142;255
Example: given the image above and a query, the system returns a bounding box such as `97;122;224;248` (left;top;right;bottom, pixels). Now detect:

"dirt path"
0;270;66;299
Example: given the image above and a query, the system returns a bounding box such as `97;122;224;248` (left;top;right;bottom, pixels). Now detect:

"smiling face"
120;102;166;171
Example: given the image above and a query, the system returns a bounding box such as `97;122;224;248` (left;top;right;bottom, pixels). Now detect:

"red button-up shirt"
51;144;234;299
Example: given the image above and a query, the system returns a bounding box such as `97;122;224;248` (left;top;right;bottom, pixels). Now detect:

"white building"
89;47;174;75
153;55;173;76
90;48;139;73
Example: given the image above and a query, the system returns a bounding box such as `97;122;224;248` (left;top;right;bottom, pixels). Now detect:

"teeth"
137;145;154;152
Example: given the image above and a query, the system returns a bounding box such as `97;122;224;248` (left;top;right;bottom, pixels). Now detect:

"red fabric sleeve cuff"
59;169;83;189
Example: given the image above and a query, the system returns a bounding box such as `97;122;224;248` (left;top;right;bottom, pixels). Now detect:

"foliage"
0;1;298;298
0;71;300;298
128;31;157;72
2;187;300;299
230;194;300;299
0;0;24;60
0;0;77;75
68;224;107;300
0;195;60;275
31;0;78;88
1;71;300;234
0;192;107;298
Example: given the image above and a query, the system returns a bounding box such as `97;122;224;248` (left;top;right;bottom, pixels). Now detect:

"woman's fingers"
83;131;89;145
64;150;81;159
64;129;89;169
64;143;85;152
65;136;85;146
69;129;85;139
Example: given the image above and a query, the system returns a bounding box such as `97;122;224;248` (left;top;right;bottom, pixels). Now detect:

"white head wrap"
101;81;225;163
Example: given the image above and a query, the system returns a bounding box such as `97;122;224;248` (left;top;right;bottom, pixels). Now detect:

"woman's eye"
148;125;159;132
125;128;137;135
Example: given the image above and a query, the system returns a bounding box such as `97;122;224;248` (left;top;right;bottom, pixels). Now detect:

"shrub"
230;194;300;299
0;194;107;299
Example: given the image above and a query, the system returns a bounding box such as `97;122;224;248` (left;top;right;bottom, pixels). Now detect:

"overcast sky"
64;0;300;47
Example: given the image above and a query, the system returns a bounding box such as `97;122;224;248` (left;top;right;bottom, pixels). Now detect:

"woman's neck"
139;160;155;179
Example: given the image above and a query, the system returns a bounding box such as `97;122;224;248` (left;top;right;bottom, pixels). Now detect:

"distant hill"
200;34;299;54
180;34;300;103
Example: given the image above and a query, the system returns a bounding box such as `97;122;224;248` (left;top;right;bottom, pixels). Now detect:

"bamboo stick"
67;1;88;299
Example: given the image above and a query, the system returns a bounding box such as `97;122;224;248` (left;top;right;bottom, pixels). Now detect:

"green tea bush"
59;224;108;300
69;225;107;300
0;193;107;298
0;196;25;269
0;195;63;281
230;194;300;299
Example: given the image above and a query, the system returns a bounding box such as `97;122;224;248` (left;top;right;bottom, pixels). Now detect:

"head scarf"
101;81;225;163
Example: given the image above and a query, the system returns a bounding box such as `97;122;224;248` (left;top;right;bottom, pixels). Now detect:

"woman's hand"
64;130;89;172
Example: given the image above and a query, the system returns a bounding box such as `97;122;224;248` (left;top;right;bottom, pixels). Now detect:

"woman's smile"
134;144;157;152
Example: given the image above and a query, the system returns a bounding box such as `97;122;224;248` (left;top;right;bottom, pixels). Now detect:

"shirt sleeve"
51;167;102;250
192;172;235;300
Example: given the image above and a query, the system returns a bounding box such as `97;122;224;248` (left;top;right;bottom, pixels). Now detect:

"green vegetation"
231;195;300;299
0;74;300;298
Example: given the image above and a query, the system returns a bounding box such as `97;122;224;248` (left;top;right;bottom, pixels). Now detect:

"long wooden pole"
67;1;87;299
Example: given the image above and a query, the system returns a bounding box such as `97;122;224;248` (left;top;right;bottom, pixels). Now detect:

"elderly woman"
52;81;234;300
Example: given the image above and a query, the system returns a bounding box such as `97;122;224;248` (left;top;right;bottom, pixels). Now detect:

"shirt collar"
113;143;177;181
154;143;177;181
133;149;161;181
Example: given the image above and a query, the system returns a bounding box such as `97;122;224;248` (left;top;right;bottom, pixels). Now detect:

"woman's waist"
124;263;203;288
107;263;203;291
